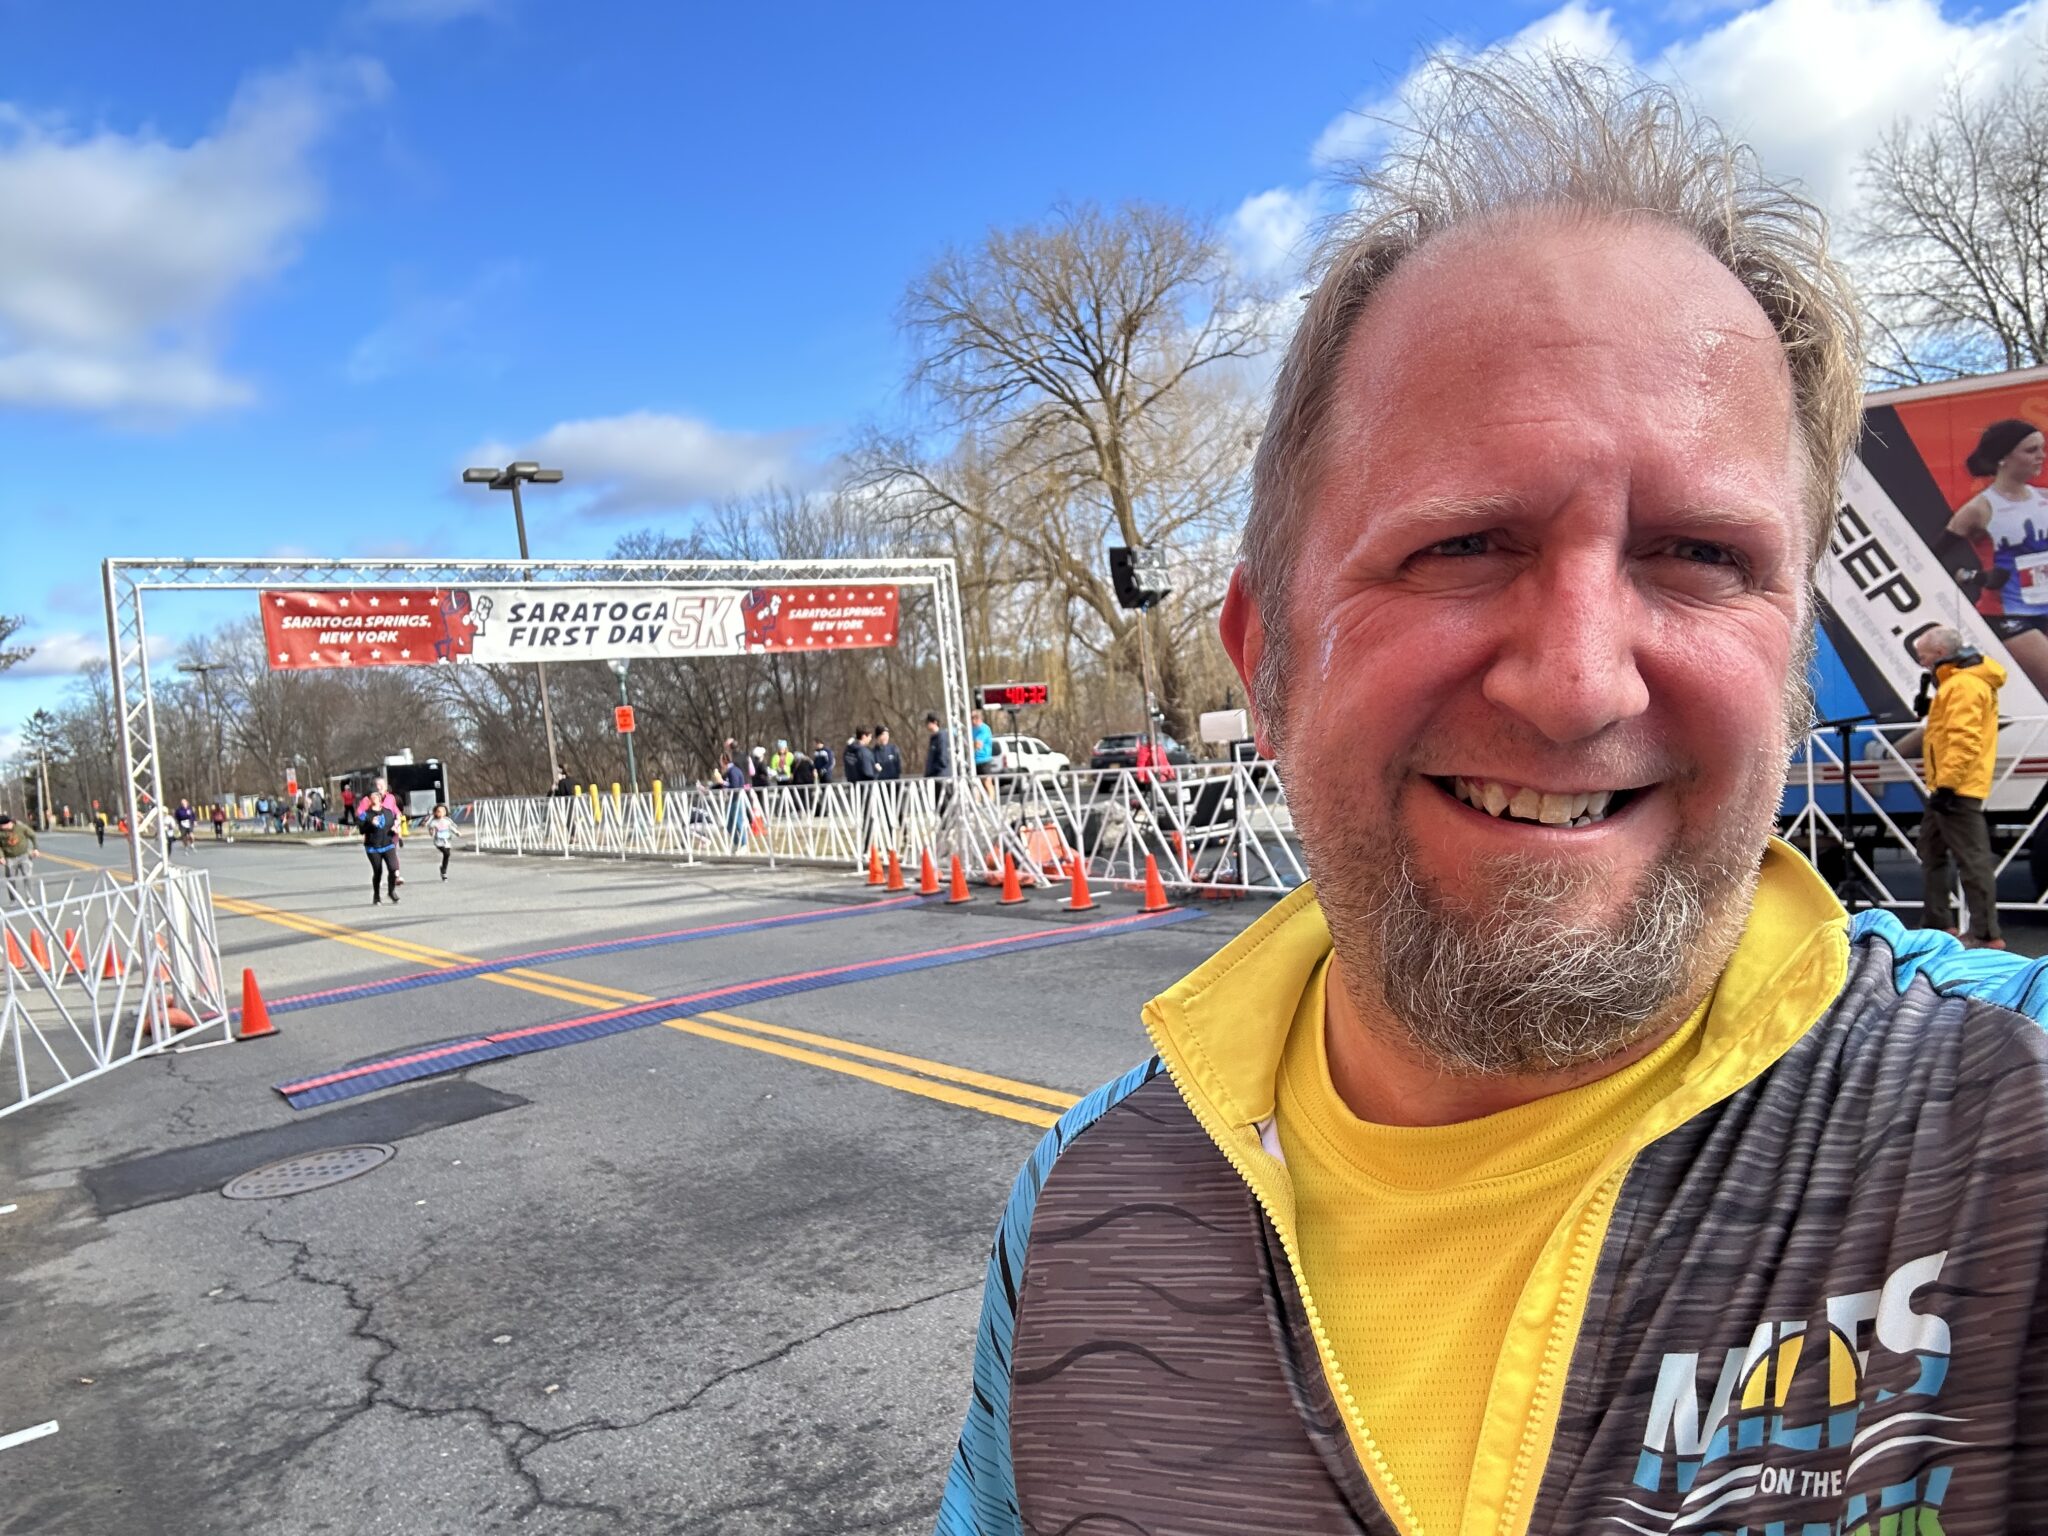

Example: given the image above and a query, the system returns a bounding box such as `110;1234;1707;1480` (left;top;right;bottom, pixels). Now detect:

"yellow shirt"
1275;958;1708;1536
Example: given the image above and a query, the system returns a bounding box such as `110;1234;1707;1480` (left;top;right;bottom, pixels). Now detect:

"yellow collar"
1141;837;1851;1146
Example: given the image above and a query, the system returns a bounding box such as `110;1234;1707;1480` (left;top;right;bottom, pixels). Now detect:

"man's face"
1225;216;1808;1072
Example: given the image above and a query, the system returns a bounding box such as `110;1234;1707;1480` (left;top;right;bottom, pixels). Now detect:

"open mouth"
1429;775;1646;829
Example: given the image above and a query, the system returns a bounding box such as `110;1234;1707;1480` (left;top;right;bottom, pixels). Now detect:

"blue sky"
4;0;2045;751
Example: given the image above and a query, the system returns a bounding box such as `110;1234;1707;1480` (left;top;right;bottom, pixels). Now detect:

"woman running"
361;791;401;906
1949;417;2048;694
426;803;460;880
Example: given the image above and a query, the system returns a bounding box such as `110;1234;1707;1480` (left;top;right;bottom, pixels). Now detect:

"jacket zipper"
1142;1029;1430;1536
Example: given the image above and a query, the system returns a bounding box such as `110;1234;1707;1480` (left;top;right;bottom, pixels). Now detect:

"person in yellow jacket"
1914;625;2006;945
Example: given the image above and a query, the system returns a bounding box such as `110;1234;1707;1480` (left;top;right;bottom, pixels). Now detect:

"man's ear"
1220;566;1278;758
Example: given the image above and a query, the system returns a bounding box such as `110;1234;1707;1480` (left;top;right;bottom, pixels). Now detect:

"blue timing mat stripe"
276;906;1203;1109
245;895;930;1021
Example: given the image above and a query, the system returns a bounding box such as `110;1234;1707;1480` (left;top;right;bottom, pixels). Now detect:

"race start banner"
261;585;899;670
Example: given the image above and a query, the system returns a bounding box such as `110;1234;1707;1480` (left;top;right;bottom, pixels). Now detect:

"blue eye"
1672;540;1738;566
1426;533;1492;557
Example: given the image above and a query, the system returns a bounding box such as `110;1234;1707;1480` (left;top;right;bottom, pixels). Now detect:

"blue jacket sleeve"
932;1057;1162;1535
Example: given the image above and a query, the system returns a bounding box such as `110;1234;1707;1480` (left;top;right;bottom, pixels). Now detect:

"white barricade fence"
470;761;1307;895
1782;714;2048;917
1;864;232;1120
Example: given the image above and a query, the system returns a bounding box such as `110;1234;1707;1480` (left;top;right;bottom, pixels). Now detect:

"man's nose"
1481;558;1650;744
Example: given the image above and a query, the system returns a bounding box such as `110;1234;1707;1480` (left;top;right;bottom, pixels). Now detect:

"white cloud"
1310;1;1627;168
1658;0;2048;214
471;411;820;518
7;630;107;678
1298;0;2047;232
0;58;385;417
1228;187;1320;279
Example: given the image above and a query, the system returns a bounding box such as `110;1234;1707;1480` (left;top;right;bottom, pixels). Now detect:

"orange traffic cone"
998;853;1027;906
866;847;884;886
4;930;23;970
917;849;940;897
63;929;87;974
886;849;907;893
29;931;50;970
1064;852;1099;912
163;1005;199;1031
238;968;278;1041
101;944;124;978
947;856;973;905
1140;853;1173;914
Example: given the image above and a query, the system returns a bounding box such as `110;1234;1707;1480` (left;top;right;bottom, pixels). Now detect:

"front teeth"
1451;779;1619;827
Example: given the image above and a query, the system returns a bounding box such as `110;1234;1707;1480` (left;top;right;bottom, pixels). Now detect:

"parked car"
992;733;1071;777
1089;732;1194;771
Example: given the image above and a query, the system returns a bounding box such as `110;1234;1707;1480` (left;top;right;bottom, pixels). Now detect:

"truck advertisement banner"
1819;366;2048;719
262;584;899;670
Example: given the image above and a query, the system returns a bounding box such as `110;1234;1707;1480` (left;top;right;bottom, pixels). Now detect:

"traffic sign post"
613;697;639;799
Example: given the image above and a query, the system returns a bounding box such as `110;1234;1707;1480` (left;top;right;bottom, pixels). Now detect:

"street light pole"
178;660;226;818
464;461;566;789
609;658;639;796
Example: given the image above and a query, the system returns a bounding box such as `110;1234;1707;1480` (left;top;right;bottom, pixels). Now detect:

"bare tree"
0;615;28;672
1854;57;2048;384
857;201;1275;739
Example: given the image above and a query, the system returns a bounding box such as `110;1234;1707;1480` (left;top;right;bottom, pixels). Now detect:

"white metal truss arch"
103;555;977;887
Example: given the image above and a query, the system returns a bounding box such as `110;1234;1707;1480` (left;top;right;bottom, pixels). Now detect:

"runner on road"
361;794;401;906
0;812;38;905
173;798;197;851
426;803;460;881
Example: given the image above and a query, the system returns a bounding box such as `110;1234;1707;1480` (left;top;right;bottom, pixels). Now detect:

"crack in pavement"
240;1218;625;1524
234;1216;972;1526
537;1275;983;1450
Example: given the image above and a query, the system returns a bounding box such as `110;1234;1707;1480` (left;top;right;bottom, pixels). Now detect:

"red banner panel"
741;586;898;649
261;590;475;670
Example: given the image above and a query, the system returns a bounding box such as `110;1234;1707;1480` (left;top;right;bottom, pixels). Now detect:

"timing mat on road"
275;905;1204;1109
245;895;931;1020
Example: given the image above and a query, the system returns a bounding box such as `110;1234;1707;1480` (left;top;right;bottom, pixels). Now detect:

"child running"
426;803;460;880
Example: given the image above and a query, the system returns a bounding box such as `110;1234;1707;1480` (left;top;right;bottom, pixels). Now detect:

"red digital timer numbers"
978;682;1050;708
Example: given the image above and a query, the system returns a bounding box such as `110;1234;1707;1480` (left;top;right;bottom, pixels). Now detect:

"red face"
1226;216;1806;941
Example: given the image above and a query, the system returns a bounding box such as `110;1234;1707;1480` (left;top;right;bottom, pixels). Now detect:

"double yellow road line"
48;849;1077;1128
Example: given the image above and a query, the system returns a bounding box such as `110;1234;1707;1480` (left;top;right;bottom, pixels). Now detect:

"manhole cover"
222;1144;396;1200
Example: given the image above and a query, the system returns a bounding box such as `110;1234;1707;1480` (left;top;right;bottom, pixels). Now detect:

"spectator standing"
770;740;797;783
426;803;461;881
749;746;772;790
0;812;38;904
844;728;878;853
842;728;874;786
1915;625;2007;948
874;726;903;782
811;740;834;785
211;803;227;840
923;713;951;778
721;752;750;848
340;785;357;824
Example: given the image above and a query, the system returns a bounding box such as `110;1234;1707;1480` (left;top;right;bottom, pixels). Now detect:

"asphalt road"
0;832;1268;1536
